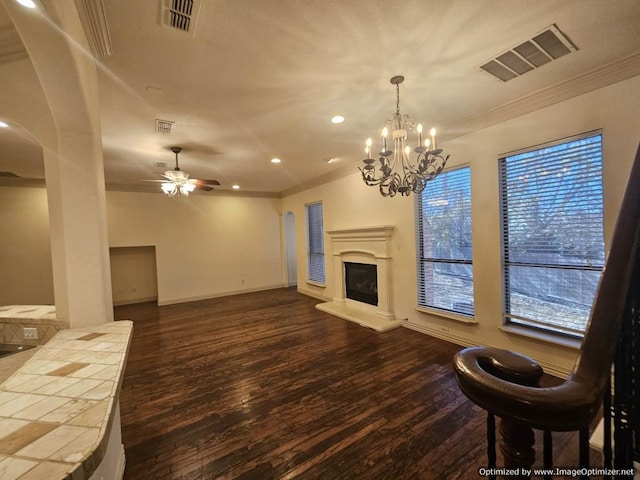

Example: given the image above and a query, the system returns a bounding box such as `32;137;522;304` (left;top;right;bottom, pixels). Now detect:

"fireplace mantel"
316;225;401;332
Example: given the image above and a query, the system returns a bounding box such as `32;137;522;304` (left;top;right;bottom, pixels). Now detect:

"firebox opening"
344;262;378;306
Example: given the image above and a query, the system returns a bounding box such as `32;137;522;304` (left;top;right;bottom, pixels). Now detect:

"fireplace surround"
316;225;401;332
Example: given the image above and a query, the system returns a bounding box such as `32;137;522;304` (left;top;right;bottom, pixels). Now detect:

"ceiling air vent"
479;24;577;82
155;118;174;134
160;0;201;35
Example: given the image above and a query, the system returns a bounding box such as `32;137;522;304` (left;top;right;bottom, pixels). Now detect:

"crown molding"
447;49;640;139
281;50;640;198
74;0;112;58
105;182;280;198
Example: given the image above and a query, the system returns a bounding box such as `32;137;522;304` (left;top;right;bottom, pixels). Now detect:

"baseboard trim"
116;444;126;479
297;286;332;302
113;296;157;306
403;320;572;379
157;284;284;306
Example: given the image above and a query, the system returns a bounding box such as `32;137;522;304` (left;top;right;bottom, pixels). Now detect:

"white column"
44;137;113;327
5;0;113;327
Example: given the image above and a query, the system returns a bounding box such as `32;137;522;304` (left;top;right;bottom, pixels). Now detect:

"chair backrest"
573;142;640;392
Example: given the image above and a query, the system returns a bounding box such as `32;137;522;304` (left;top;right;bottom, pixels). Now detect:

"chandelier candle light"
360;76;449;197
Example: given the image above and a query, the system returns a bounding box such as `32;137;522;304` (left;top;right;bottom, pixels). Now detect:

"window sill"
500;325;582;350
415;306;478;325
306;280;326;288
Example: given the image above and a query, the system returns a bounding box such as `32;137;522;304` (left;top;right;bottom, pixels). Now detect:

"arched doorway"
284;211;297;287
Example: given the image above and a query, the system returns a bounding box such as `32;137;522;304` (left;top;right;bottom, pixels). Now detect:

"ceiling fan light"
161;182;177;195
182;182;196;194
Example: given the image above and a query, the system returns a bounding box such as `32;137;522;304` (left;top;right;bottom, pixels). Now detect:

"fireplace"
315;225;400;332
344;262;378;306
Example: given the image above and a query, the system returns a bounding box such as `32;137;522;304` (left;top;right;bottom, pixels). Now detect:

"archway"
284;211;297;287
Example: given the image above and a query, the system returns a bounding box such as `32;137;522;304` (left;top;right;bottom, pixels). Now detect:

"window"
499;132;605;337
306;201;325;284
415;167;474;316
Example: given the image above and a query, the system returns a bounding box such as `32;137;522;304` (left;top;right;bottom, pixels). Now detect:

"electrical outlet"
23;327;38;340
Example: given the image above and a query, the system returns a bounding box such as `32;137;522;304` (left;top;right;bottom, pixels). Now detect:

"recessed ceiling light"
271;158;281;164
15;0;36;8
0;121;8;128
331;115;345;124
232;184;240;190
326;157;337;164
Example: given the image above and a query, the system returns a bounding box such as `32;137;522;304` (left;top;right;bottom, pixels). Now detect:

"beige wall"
0;187;54;305
106;191;284;305
110;246;158;306
282;75;640;376
0;189;284;307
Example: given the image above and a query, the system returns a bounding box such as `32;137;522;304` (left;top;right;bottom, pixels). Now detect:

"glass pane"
502;135;605;267
309;253;325;284
421;168;472;261
500;133;605;335
418;261;474;315
506;265;602;333
306;202;325;283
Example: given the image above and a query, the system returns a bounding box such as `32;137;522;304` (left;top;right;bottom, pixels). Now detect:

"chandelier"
360;76;449;197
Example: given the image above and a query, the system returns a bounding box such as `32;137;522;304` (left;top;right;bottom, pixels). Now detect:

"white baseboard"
296;286;331;302
403;320;572;379
115;444;126;479
157;284;284;306
113;296;157;306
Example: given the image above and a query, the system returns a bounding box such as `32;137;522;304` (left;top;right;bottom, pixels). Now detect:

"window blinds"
415;167;474;315
306;201;325;284
499;132;604;336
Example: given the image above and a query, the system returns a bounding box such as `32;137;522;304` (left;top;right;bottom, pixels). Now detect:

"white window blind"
499;132;605;337
415;167;474;316
306;201;325;284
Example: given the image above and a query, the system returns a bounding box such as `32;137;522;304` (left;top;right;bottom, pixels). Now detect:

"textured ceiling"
2;0;640;194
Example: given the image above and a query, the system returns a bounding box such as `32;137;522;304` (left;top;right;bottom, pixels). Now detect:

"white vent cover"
160;0;201;35
479;25;577;82
155;119;174;134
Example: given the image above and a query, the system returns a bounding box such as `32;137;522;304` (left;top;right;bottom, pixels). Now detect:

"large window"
416;167;474;316
499;132;605;337
306;201;325;284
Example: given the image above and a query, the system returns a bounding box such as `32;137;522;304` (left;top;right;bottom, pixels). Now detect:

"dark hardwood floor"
115;288;592;479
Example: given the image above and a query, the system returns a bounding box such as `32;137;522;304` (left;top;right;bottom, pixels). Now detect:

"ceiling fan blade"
195;179;221;186
196;185;215;192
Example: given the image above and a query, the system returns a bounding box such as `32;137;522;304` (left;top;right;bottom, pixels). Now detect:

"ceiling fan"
160;146;220;197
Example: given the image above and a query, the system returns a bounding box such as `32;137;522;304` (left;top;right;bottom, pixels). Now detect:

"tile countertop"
0;320;133;480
